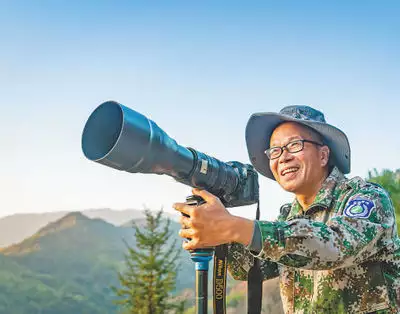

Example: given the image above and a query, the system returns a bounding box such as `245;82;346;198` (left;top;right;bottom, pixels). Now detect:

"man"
174;105;400;313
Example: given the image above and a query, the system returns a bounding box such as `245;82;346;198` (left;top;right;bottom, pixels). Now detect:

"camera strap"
247;200;262;314
212;201;262;314
213;244;228;314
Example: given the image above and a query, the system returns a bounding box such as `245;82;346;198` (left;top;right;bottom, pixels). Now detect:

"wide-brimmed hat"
245;105;350;180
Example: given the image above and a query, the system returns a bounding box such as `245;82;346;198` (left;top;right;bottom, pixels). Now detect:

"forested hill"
0;212;194;314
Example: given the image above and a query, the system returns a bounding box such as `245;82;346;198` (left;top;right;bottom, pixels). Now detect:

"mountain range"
0;208;179;247
0;209;283;313
0;209;194;313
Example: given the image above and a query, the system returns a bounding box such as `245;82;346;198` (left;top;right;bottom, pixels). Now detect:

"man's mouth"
281;167;299;176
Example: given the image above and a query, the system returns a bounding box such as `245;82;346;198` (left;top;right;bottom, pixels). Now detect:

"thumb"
192;188;215;203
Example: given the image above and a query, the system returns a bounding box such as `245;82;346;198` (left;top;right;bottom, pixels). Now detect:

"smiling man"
174;105;400;313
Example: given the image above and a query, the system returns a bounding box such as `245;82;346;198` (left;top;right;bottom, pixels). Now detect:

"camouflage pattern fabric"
227;167;400;313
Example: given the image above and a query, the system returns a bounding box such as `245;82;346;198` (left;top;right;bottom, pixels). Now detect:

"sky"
1;1;399;221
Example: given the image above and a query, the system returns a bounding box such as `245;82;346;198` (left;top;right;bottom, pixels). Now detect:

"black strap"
213;244;228;314
212;201;262;314
247;200;262;314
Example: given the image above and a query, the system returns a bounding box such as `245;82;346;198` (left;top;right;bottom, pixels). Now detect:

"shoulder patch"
343;198;375;219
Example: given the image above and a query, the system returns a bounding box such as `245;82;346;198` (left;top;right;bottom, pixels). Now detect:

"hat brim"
245;112;351;180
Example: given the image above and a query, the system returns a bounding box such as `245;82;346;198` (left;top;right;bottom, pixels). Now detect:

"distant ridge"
0;211;123;256
0;208;180;247
34;211;91;238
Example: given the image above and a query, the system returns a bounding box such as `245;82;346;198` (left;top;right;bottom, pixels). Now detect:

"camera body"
223;161;259;207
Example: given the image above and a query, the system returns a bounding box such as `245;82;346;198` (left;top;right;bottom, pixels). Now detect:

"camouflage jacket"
228;167;400;313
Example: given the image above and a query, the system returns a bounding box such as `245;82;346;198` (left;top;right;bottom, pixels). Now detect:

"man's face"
269;122;329;195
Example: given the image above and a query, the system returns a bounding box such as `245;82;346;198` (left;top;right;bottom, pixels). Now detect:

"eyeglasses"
265;139;324;160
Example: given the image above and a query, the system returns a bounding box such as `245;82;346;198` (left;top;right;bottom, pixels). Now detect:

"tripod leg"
196;269;208;314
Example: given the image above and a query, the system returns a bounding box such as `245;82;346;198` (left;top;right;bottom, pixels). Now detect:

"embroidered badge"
343;198;375;219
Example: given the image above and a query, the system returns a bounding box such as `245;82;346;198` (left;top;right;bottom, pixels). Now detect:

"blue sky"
1;1;399;220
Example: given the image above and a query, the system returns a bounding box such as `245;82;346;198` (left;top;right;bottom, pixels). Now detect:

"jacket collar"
287;166;345;220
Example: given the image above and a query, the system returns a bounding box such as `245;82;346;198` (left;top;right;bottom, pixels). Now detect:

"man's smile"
280;166;300;177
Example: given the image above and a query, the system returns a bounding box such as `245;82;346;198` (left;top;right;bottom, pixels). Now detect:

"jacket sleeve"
227;242;279;281
227;205;292;281
252;184;396;270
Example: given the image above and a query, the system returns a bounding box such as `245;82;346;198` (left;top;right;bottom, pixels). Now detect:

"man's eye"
269;148;281;157
287;141;302;151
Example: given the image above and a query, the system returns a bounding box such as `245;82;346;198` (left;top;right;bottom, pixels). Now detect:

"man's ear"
320;145;330;167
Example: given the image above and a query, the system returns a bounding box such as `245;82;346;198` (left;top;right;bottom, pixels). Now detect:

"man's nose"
279;148;293;162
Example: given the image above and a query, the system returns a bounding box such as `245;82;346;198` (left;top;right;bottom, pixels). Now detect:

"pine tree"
113;208;184;314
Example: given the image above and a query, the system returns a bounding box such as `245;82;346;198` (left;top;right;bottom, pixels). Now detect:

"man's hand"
173;188;254;251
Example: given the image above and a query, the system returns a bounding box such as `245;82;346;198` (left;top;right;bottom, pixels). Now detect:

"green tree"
113;209;184;314
367;168;400;229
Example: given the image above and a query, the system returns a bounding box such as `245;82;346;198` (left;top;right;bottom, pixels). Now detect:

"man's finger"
179;216;192;228
182;239;200;251
182;241;193;250
178;228;194;239
192;188;216;203
173;202;193;217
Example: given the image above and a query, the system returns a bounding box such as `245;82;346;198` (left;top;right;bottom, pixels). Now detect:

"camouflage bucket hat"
245;105;351;180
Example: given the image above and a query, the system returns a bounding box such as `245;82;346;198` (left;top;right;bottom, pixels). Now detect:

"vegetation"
0;213;126;313
0;211;194;313
367;168;400;228
113;209;185;313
